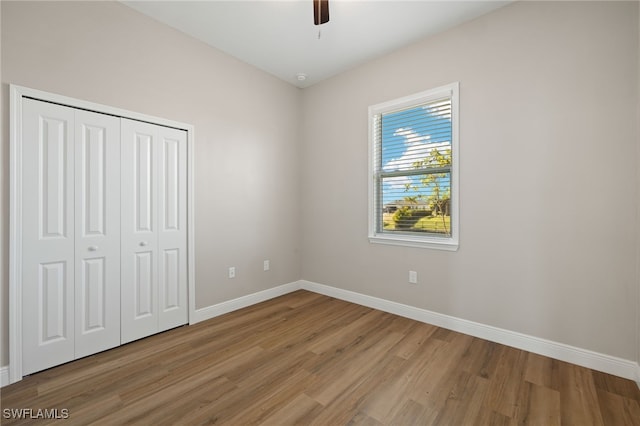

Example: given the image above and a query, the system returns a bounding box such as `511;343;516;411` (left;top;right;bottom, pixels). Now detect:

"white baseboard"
1;365;9;387
300;280;640;383
192;281;301;324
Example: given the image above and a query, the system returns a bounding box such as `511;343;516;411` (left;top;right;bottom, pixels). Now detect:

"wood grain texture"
2;290;639;425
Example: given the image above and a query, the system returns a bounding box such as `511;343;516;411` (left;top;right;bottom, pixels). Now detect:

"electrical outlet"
228;267;236;279
263;260;270;271
409;270;418;284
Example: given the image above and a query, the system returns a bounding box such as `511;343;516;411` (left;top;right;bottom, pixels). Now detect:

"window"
368;82;459;250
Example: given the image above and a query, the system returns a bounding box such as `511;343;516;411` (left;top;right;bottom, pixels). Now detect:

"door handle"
139;241;149;247
88;246;98;251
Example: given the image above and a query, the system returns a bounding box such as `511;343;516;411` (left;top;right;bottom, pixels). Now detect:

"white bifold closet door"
120;119;188;344
22;99;121;375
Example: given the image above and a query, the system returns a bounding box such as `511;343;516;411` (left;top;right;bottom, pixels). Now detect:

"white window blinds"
369;83;459;250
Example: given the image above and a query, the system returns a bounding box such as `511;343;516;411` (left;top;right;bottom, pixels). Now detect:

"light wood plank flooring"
2;290;639;425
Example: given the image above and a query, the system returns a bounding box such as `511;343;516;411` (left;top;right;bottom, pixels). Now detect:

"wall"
0;0;4;375
637;0;640;378
0;1;302;367
301;1;639;361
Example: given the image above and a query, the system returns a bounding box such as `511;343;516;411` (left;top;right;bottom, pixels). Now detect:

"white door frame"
9;84;197;384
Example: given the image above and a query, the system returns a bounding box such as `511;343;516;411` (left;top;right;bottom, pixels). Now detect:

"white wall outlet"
263;260;270;271
409;270;418;284
228;267;236;279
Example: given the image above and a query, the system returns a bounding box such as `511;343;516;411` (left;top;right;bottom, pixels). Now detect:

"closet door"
121;120;188;343
121;119;159;344
74;110;121;358
22;99;76;375
158;126;188;331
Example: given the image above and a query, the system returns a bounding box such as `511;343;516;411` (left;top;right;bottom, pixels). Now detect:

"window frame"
368;82;459;251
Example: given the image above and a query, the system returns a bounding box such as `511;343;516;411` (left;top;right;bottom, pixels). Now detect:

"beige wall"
0;0;4;372
0;1;302;366
301;1;639;360
637;0;640;370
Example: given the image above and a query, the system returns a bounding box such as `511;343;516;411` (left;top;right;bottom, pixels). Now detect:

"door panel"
22;99;75;375
134;251;154;318
122;121;188;339
39;261;68;343
81;125;106;235
158;127;188;331
121;119;159;344
81;257;106;331
41;118;68;239
135;134;154;233
162;138;179;231
74;109;121;359
161;249;180;310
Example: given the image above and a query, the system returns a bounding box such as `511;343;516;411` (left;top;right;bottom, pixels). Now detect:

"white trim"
9;86;24;384
299;280;640;382
9;84;196;384
0;366;9;387
368;82;459;251
187;127;197;326
192;282;301;324
368;234;458;251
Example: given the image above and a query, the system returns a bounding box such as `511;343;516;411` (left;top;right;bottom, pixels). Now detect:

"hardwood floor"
2;290;639;425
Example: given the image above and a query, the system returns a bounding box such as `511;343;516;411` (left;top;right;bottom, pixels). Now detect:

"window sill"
369;234;459;251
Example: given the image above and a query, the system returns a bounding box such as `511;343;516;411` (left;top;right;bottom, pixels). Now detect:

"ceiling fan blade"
313;0;329;25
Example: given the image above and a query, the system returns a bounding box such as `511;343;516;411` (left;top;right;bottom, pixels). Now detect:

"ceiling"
123;0;511;88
